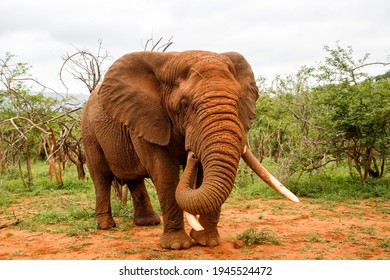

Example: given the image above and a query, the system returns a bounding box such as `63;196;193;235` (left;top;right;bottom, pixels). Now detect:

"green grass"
234;160;390;201
0;192;15;208
1;158;389;237
306;233;324;243
237;227;280;245
0;160;163;236
1;161;94;232
360;225;376;235
379;238;390;251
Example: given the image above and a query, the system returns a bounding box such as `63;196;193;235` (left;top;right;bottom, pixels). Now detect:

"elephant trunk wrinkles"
176;113;243;215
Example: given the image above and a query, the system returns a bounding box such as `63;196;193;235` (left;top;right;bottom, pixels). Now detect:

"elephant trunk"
175;114;243;215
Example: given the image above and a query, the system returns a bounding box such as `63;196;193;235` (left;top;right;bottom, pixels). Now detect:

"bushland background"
0;41;389;259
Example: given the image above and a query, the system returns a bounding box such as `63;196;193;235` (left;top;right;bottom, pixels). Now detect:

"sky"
1;0;389;94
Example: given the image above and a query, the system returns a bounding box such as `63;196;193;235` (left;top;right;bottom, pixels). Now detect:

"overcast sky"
1;0;389;94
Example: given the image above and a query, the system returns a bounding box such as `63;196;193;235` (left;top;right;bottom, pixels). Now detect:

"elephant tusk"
242;145;300;203
184;211;204;231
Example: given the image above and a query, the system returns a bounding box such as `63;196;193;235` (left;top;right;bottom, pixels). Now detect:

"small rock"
233;240;245;249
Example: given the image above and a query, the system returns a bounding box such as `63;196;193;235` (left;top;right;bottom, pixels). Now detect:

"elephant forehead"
171;52;231;71
198;54;228;62
194;54;231;68
155;52;233;83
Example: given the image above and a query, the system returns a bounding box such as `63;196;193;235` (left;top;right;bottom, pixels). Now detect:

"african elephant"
81;50;298;250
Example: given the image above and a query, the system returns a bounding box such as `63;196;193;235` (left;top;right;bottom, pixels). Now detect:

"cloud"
1;0;389;92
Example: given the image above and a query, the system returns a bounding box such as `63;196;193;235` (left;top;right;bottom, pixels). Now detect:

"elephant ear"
222;52;259;131
97;52;171;146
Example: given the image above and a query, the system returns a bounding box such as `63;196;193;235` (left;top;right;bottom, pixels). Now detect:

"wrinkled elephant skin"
82;50;292;250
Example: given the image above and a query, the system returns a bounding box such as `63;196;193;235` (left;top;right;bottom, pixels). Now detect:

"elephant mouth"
180;148;299;232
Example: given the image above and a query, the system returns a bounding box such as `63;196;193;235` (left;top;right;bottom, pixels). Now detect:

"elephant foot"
95;213;116;229
190;228;220;247
134;212;161;226
159;230;193;250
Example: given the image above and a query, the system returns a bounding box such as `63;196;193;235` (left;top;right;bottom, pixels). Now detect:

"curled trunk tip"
175;150;236;215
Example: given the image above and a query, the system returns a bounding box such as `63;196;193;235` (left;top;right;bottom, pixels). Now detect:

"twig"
60;40;110;93
0;213;18;220
9;119;28;140
0;220;19;229
50;188;88;206
3;117;51;135
143;36;174;52
352;61;390;72
41;107;82;126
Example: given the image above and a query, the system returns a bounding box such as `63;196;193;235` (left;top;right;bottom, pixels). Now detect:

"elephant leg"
128;179;161;226
158;193;193;250
153;168;193;249
190;207;221;247
131;139;192;249
94;175;116;229
85;144;116;229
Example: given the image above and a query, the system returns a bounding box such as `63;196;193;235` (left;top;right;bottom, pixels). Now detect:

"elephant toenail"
171;242;181;250
209;240;218;247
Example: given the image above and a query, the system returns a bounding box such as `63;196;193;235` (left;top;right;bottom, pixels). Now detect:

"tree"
250;43;390;180
0;53;64;185
312;44;390;180
60;39;111;93
0;53;83;185
56;41;113;181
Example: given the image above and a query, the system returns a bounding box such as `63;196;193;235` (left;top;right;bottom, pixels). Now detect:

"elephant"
81;50;299;250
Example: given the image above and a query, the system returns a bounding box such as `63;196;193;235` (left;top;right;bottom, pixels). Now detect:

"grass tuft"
237;227;280;246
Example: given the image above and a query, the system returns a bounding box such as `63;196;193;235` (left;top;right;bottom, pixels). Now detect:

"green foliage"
237;227;280;245
1;52;84;186
312;59;390;180
250;43;390;181
0;191;15;208
379;238;390;251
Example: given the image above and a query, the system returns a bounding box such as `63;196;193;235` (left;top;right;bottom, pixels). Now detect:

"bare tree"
1;53;85;186
58;117;86;180
60;39;111;93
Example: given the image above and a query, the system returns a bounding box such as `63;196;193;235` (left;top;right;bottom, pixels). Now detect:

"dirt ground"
0;198;389;260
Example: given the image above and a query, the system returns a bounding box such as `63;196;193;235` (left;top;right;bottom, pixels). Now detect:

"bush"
238;227;280;245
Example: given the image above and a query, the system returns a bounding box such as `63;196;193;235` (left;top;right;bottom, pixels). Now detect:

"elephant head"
97;51;298;225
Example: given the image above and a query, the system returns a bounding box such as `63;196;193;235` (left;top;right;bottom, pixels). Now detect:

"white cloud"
1;0;389;92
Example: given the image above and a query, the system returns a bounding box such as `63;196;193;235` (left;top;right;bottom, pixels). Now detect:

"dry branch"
50;188;88;206
143;36;174;52
60;39;111;93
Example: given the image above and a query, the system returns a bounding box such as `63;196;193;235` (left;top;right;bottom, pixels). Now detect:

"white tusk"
267;175;300;203
184;211;204;231
242;145;300;203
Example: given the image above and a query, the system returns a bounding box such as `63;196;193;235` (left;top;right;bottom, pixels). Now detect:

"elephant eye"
180;97;189;111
